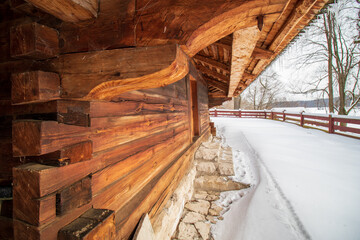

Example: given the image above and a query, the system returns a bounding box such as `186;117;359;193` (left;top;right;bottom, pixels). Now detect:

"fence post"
214;109;217;117
264;111;267;119
239;110;242;118
282;110;286;122
271;111;274;120
328;114;334;133
300;111;304;127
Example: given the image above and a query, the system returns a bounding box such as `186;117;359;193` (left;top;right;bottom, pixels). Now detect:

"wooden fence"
209;109;360;139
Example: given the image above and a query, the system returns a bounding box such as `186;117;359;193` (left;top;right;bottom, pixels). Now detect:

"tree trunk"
324;12;334;113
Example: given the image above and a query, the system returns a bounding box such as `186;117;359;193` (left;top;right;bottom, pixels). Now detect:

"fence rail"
209;109;360;139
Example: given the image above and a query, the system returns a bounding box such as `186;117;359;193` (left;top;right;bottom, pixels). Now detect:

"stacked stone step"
172;138;249;240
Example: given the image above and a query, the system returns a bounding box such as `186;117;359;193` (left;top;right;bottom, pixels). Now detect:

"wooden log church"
0;0;327;239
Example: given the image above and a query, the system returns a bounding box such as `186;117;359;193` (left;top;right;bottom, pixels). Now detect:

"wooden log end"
11;71;60;104
58;208;115;240
10;22;59;60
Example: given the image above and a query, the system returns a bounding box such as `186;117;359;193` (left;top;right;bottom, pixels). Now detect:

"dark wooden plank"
11;71;60;104
10;22;59;59
0;216;13;240
56;176;92;216
58;209;115;240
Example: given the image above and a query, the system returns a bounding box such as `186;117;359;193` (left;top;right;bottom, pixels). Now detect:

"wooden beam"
10;22;59;59
196;64;229;83
203;76;228;93
228;26;261;97
193;55;230;73
56;176;92;216
251;47;274;59
242;71;256;80
49;44;189;100
213;42;232;51
11;71;60;104
58;209;115;240
208;92;227;98
25;0;98;22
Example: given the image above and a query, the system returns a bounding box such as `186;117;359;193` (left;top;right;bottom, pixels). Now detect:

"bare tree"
292;0;360;115
242;70;284;110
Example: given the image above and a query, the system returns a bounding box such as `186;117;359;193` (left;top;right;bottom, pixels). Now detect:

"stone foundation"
153;136;249;240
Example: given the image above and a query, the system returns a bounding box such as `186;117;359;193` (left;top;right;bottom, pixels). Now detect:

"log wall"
7;77;210;240
0;2;211;239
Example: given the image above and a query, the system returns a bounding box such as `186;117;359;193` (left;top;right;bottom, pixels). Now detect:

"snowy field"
211;117;360;240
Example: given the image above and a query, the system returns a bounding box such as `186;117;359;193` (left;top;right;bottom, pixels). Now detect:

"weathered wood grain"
116;128;210;239
11;71;60;104
10;22;59;59
58;209;115;240
24;140;92;167
26;0;98;23
13;202;91;240
13;171;56;226
12;120;89;156
56;176;91;215
48;44;189;100
228;26;261;97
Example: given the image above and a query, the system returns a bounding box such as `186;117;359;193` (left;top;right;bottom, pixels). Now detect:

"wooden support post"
328;114;334;133
56;176;92;216
58;209;115;240
214;109;217;117
283;110;286;122
228;26;261;97
11;71;60;104
239;110;242;118
10;22;59;59
300;111;304;127
271;111;274;120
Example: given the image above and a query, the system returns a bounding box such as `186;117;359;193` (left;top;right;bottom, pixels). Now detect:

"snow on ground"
211;117;360;240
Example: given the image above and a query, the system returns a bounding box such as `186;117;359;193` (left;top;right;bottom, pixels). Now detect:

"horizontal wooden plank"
12;120;89;156
116;128;210;239
92;129;190;213
48;44;189;100
24;140;92;166
92;124;189;195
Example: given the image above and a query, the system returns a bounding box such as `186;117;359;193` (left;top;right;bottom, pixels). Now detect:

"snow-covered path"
211;118;360;240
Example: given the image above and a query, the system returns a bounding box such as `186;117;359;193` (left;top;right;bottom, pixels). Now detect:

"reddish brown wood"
58;209;115;240
13;203;91;240
10;22;59;59
13;169;56;226
12;120;89;156
56;176;92;215
11;71;60;104
26;0;98;23
24;140;93;167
